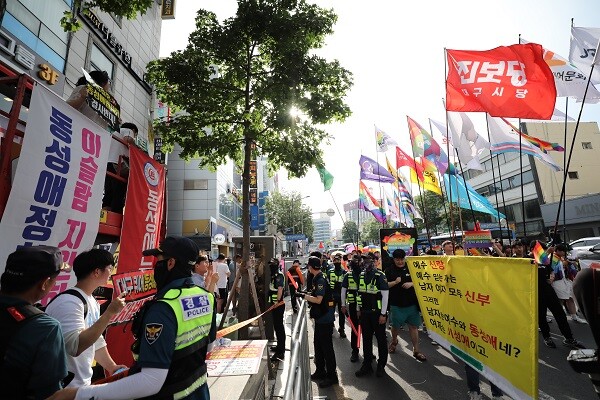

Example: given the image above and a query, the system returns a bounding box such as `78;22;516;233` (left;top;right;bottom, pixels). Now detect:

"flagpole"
562;97;569;243
494;149;510;245
443;49;456;243
328;191;358;251
407;119;432;248
374;124;386;228
485;114;506;240
517;34;527;239
551;53;597;244
428;119;451;232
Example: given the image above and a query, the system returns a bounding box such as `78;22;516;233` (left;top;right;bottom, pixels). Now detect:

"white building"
312;213;332;245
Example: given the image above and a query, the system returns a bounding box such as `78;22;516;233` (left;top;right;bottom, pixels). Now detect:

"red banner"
446;43;556;120
105;146;166;366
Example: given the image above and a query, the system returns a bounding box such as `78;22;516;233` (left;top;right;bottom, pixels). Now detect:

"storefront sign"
161;0;176;19
0;29;65;93
80;10;152;94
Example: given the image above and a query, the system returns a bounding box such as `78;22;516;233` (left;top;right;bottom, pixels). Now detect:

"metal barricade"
283;299;312;400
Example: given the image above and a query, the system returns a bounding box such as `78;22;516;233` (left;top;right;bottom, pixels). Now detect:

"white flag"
569;26;600;84
523;38;600;102
375;125;398;152
523;108;576;122
447;111;489;170
486;115;561;171
429;118;456;156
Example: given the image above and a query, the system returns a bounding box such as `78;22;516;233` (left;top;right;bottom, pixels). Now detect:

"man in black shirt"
384;249;426;361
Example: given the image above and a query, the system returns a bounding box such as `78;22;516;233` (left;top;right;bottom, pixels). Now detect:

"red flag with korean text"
446;43;557;119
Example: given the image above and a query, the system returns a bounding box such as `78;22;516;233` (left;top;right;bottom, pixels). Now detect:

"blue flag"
443;174;505;219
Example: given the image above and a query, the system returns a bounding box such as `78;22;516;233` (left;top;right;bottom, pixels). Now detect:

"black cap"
4;245;66;281
392;249;406;259
142;236;199;267
333;254;342;261
307;256;321;269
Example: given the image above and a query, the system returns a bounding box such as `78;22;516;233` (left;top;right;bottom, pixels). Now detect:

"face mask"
153;259;170;290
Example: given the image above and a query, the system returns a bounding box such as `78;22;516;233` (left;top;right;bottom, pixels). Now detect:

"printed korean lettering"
34;171;66;207
22;205;57;242
45;139;71;174
492;87;504;96
515;89;528;99
58;219;87;265
81;128;101;157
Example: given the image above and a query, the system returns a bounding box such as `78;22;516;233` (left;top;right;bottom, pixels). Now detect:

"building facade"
343;199;374;227
312;212;332;245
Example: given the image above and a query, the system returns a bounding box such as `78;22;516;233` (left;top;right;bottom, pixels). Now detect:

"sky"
160;0;600;230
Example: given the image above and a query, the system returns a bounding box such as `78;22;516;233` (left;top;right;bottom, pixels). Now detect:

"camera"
568;349;600;374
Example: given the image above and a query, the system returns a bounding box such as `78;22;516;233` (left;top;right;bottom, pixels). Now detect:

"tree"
265;191;314;241
414;192;447;235
360;218;394;245
145;0;352;336
341;221;359;244
61;0;154;32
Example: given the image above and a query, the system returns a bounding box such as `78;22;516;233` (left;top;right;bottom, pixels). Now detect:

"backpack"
44;289;88;319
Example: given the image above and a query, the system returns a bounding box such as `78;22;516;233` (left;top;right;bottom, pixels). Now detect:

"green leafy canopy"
145;0;353;177
61;0;154;32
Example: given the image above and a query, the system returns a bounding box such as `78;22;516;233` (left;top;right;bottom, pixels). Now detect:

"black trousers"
333;296;345;332
538;282;573;340
314;322;336;378
102;163;127;213
360;311;387;368
348;303;359;352
272;304;286;354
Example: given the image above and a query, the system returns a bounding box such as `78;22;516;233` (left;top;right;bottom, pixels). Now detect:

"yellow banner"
408;256;538;400
410;168;441;195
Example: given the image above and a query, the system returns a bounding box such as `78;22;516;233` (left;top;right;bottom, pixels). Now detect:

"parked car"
567;237;600;260
576;243;600;269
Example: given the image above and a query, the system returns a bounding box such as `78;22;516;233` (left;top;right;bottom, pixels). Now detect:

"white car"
567;237;600;260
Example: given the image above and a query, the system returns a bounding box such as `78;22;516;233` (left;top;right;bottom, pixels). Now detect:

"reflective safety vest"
136;285;214;400
269;272;283;303
345;273;359;305
358;270;384;311
327;267;345;290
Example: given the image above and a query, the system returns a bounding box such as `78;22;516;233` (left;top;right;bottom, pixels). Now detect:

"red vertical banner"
105;146;166;366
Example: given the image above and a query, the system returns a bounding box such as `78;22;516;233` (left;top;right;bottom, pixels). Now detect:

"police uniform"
269;269;285;358
341;267;361;358
327;263;346;335
132;277;216;400
357;267;389;375
310;271;337;383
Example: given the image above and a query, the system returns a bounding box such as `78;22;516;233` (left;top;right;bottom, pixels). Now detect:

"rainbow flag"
500;117;565;153
359;180;386;223
532;241;551;265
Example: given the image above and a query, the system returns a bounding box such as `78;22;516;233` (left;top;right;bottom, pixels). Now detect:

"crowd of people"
266;237;591;400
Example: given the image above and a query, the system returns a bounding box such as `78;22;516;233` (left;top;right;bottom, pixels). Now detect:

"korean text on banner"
408;256;537;400
0;84;110;305
117;146;166;274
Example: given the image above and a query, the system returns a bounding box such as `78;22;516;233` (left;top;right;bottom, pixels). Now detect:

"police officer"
0;246;69;399
49;236;217;400
355;253;389;378
328;254;347;338
341;254;362;362
296;256;337;388
268;258;286;361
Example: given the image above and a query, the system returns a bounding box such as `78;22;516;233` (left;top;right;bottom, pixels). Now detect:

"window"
582;142;593;150
524;199;542;219
184;180;208;190
568;171;579;179
90;44;115;83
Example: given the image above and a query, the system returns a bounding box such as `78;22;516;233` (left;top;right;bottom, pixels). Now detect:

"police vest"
358;270;384;311
327;267;344;290
136;285;214;400
345;273;359;305
269;272;283;303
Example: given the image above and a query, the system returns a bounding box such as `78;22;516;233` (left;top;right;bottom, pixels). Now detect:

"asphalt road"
302;311;596;400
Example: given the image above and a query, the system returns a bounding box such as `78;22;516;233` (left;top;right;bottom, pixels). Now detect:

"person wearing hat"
341;253;363;362
0;245;69;399
45;248;127;388
355;252;389;378
295;256;338;388
48;236;216;400
327;254;347;338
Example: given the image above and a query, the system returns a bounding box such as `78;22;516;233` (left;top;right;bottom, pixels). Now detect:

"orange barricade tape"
286;270;298;290
217;300;285;338
344;310;361;348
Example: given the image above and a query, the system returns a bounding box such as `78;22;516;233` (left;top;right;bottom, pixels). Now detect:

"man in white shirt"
46;249;126;387
214;254;230;313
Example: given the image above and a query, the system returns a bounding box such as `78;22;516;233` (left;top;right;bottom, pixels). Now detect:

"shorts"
390;305;421;328
552;279;574;300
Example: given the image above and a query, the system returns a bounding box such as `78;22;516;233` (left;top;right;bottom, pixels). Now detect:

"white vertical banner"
0;84;111;304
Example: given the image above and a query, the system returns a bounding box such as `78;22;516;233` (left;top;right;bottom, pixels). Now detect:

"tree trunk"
238;135;252;339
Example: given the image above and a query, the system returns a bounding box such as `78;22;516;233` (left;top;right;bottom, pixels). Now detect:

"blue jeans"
465;364;503;396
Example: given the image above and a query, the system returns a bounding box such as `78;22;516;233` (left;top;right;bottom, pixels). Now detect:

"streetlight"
290;195;310;256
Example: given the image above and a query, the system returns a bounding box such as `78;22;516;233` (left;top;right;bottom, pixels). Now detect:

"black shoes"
350;350;359;363
563;338;585;349
355;366;373;377
339;330;347;338
543;337;556;348
318;377;339;388
310;371;327;381
376;366;386;378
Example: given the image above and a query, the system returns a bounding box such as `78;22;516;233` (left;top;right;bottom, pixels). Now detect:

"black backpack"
43;288;88;319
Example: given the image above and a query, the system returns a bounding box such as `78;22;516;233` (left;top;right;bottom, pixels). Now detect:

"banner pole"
485;114;506;239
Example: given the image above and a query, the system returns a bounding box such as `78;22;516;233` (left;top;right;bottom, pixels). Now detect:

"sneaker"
546;316;553;323
310;371;327;381
543;337;556;348
431;340;439;346
572;315;587;324
350;350;359;363
339;330;347;338
376;366;386;377
355;366;373;377
318;377;338;388
563;338;585;349
468;392;483;400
